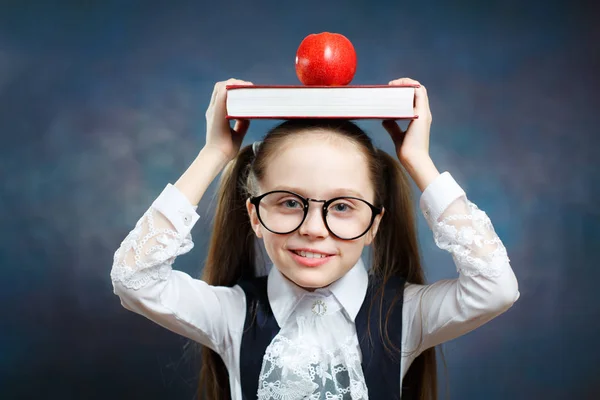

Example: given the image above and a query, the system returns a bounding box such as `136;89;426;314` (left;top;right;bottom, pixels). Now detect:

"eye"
329;199;355;213
333;203;349;212
281;198;302;209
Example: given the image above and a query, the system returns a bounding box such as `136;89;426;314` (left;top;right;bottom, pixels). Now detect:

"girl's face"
247;132;383;290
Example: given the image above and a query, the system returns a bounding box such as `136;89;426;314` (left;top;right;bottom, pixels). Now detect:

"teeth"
297;251;326;259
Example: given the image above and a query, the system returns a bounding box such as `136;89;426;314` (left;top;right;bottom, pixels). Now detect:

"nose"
298;204;328;238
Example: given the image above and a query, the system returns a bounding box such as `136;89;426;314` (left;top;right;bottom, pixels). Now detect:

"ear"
246;198;263;239
364;207;384;245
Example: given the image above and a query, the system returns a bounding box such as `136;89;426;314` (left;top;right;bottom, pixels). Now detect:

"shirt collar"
267;258;369;328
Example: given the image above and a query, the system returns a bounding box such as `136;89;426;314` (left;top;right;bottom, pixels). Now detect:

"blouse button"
179;210;192;226
311;299;327;316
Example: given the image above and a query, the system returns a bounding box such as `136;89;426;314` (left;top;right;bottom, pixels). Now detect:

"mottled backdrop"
1;0;599;399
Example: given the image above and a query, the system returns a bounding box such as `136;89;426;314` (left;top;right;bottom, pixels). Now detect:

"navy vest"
238;275;416;400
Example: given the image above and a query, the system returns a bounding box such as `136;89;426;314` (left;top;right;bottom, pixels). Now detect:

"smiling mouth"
290;250;332;259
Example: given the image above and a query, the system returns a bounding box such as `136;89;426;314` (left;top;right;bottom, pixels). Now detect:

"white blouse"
110;171;519;399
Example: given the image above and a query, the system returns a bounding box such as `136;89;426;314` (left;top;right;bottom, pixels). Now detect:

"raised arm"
403;171;519;354
110;79;253;353
111;181;245;351
382;78;518;359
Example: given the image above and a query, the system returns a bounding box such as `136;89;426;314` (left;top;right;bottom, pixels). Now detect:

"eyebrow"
271;185;366;199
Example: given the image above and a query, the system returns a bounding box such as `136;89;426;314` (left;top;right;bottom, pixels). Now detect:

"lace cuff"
431;199;509;278
110;184;199;290
421;173;510;278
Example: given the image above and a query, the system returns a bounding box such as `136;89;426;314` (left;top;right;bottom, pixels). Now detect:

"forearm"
175;147;231;206
111;148;229;291
404;173;519;352
401;155;440;192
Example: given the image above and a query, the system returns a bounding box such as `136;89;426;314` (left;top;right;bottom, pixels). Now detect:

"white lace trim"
430;200;510;278
110;208;194;290
258;295;368;400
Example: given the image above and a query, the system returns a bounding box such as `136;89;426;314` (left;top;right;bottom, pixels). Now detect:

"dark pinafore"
237;275;417;399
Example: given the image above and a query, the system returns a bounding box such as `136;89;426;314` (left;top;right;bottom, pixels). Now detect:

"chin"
284;267;340;290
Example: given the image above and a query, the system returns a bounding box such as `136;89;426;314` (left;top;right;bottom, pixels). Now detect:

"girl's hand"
382;78;432;165
204;78;253;162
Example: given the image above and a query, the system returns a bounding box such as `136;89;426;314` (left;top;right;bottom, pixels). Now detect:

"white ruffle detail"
257;293;368;400
111;208;194;290
430;199;510;278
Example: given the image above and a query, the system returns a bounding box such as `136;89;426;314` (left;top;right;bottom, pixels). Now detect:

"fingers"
208;78;253;121
209;79;253;103
233;119;250;136
388;77;431;121
414;84;431;121
381;119;406;146
388;77;420;87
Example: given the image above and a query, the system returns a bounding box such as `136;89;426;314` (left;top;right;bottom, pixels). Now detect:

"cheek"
340;239;366;261
363;219;381;245
261;231;287;254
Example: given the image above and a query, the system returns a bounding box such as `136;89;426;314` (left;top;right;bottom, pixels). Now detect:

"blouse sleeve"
110;184;245;353
402;172;520;355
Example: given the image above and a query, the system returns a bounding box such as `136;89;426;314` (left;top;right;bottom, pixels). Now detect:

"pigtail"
372;149;438;400
199;144;258;400
203;144;258;284
372;149;425;285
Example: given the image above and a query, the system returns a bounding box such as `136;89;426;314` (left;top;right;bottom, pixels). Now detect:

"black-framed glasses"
249;190;383;240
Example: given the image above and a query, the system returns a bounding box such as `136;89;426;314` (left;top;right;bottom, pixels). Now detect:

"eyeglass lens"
257;191;374;239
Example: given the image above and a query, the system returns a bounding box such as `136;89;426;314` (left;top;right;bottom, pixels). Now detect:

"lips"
289;248;335;257
292;250;328;259
288;248;336;268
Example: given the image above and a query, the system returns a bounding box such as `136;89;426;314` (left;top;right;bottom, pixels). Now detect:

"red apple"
295;32;357;86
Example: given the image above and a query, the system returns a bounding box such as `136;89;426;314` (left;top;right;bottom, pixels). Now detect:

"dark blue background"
1;0;599;399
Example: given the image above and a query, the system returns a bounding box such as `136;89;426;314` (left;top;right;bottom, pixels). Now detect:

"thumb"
233;119;250;136
382;120;406;147
231;119;250;148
